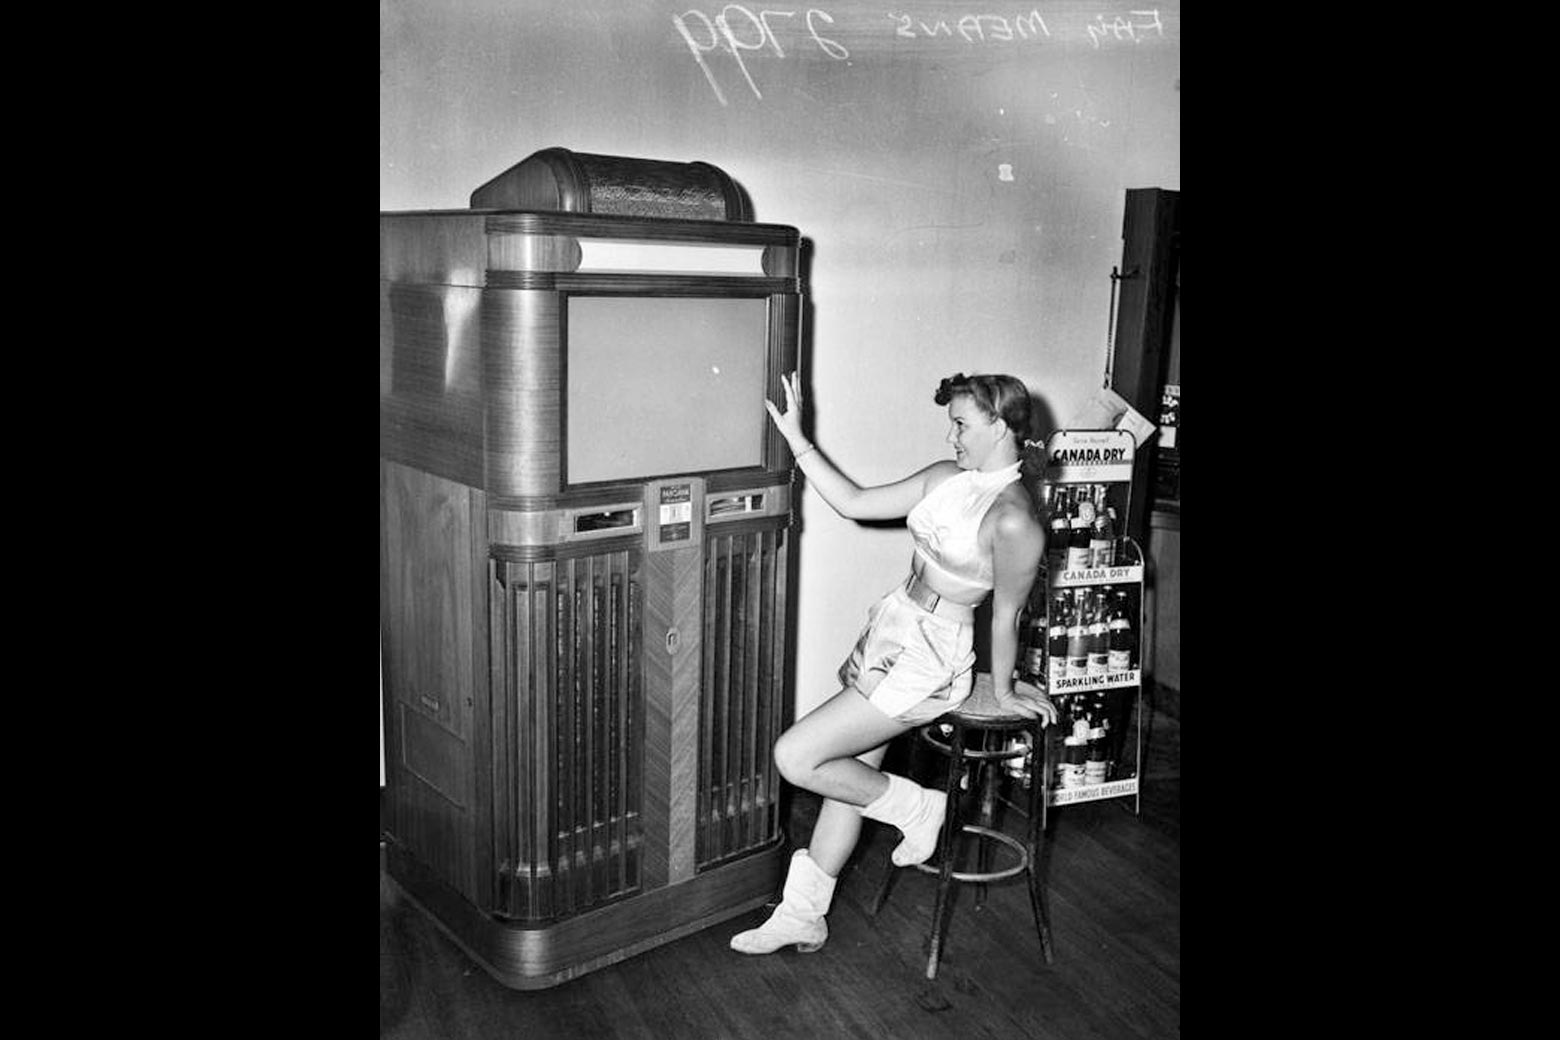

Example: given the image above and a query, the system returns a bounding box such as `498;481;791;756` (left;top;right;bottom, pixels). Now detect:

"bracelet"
793;443;817;461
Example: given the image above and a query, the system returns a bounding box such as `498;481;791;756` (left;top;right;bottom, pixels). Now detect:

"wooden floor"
380;699;1180;1039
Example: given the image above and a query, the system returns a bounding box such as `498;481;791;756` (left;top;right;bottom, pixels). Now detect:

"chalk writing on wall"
1086;11;1164;48
887;10;1051;42
673;6;849;107
674;7;1170;106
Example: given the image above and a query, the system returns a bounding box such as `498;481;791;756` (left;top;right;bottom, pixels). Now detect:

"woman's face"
946;394;1006;470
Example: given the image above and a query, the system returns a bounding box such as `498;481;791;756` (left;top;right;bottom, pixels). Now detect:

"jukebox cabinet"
379;149;803;988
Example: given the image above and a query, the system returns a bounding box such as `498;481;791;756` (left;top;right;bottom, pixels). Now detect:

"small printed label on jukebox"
659;484;693;542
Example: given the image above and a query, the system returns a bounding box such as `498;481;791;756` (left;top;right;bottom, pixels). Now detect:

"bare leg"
774;688;909;874
729;692;922;955
808;744;889;876
775;687;907;803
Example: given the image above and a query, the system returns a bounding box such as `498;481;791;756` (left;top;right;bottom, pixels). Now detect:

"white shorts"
838;584;976;726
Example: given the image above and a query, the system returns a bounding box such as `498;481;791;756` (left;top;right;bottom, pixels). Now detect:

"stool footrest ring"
908;824;1029;883
919;727;1031;762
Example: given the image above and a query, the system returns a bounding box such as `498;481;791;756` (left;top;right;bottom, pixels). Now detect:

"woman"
731;371;1058;956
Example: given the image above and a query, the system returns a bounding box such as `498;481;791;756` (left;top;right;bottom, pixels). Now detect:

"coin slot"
708;493;763;518
573;507;639;533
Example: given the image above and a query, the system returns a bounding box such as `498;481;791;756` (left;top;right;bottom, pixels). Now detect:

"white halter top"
906;461;1022;596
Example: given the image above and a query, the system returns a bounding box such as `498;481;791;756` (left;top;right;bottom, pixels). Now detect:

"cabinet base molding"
385;837;787;989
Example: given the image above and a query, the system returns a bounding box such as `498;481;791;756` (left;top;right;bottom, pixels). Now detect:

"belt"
903;572;976;621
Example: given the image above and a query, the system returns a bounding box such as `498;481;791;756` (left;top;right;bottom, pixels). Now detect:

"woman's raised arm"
766;371;952;520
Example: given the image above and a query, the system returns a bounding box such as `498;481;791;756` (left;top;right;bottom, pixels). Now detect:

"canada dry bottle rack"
1027;429;1144;812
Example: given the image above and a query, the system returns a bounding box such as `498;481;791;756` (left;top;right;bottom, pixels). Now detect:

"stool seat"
943;671;1048;727
869;671;1055;980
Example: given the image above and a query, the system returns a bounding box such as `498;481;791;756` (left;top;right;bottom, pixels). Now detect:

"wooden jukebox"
380;148;802;988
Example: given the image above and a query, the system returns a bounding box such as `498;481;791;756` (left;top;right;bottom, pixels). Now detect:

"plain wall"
382;0;1180;715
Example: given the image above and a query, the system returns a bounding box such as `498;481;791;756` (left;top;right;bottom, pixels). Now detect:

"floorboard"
381;706;1180;1039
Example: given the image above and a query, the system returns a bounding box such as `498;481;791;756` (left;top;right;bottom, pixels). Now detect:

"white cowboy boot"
860;772;947;867
730;849;837;955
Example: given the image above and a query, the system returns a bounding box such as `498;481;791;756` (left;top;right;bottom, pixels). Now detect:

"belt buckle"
908;573;940;613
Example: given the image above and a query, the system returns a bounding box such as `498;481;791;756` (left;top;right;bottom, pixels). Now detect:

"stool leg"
905;721;923;780
869;837;898;918
1026;719;1055;965
975;744;1000;911
925;724;965;980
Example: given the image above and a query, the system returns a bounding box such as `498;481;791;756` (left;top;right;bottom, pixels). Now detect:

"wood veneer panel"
380;212;488;285
481;288;560;500
638;546;704;888
380;460;482;902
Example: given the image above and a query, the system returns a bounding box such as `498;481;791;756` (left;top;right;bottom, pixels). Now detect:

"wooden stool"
868;673;1055;980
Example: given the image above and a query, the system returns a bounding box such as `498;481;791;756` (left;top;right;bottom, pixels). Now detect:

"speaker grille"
491;550;644;920
468;148;748;221
575;152;731;221
698;525;788;868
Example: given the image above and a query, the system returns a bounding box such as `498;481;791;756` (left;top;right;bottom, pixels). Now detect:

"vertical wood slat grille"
491;548;643;920
698;525;786;869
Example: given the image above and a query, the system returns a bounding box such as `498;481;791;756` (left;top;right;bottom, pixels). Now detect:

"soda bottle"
1086;588;1111;676
1098;689;1123;777
1090;485;1117;569
1067;704;1092;789
1065;588;1089;677
1084;724;1108;785
1023;608;1047;681
1066;489;1095;572
1046;591;1069;687
1071;706;1092;742
1059;736;1086;788
1107;589;1135;672
1046;486;1071;575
